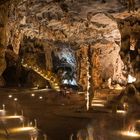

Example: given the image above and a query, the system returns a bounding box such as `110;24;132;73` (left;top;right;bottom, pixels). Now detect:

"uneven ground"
0;0;140;140
0;88;140;140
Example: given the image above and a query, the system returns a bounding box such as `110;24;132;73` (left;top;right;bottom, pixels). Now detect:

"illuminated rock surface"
0;1;140;140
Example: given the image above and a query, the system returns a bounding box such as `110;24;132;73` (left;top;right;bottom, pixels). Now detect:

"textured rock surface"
118;15;140;90
0;5;8;86
0;0;140;88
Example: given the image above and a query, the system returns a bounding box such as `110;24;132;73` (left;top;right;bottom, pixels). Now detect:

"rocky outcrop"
1;0;139;89
77;44;89;90
0;5;9;86
118;15;140;90
90;13;125;87
7;0;125;88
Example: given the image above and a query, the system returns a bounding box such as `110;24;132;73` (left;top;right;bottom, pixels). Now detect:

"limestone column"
44;44;53;71
0;5;8;86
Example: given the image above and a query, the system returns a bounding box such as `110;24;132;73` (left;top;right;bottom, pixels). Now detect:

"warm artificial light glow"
9;127;35;133
0;109;5;113
8;95;12;98
114;84;124;90
0;115;23;119
14;98;18;101
121;131;140;137
22;60;60;91
92;99;106;103
39;96;43;99
91;103;104;107
128;75;136;83
123;103;128;110
2;104;5;110
116;110;126;114
136;120;140;123
77;91;85;94
31;94;35;97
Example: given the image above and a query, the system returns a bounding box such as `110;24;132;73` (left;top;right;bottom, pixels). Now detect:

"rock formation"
118;15;140;90
0;0;139;90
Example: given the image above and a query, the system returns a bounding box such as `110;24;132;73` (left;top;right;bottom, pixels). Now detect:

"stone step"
21;61;60;91
91;97;107;107
91;99;107;103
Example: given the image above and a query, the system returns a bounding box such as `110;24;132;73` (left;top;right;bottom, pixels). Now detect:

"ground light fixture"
39;96;43;100
31;93;35;97
121;131;140;137
14;98;18;101
8;95;12;98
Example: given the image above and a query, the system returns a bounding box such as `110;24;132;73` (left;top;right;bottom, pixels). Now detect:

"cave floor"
0;88;140;140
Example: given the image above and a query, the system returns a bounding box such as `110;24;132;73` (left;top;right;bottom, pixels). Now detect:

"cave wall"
0;5;9;86
118;15;140;90
91;13;126;85
0;0;131;89
19;37;47;88
77;44;89;90
76;13;125;89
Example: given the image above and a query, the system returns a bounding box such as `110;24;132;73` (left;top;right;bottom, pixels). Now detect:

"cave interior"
0;0;140;140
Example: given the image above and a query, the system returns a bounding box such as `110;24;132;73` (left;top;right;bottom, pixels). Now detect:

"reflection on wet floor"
0;106;40;140
0;88;140;140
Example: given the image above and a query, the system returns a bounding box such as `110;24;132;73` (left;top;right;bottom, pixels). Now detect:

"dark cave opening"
4;40;78;89
2;65;29;87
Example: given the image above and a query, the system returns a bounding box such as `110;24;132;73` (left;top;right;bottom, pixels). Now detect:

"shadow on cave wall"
118;16;140;91
3;37;48;88
3;37;78;89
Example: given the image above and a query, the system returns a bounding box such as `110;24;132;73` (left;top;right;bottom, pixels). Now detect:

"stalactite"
86;56;90;110
92;49;102;88
78;44;88;91
75;47;82;84
118;16;140;90
88;45;94;110
43;44;54;71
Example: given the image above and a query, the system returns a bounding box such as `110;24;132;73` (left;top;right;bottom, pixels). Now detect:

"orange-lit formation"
21;59;60;91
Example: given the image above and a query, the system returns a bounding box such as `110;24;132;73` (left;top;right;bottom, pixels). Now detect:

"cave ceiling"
1;0;137;53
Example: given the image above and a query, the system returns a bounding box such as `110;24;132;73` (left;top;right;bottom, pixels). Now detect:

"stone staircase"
91;96;109;112
91;90;109;108
21;59;60;92
90;90;126;114
91;97;107;108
